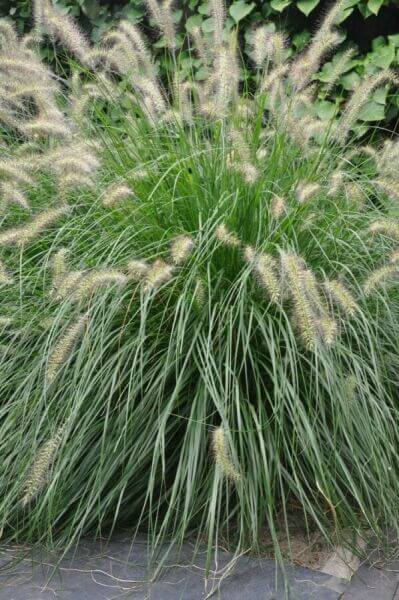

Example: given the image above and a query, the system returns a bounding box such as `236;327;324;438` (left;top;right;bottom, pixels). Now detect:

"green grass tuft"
0;0;399;575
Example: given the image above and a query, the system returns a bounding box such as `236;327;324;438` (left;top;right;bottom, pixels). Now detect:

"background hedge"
1;0;399;132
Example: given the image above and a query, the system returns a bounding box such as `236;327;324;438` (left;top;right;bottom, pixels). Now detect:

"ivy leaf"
270;0;291;12
373;86;389;105
198;2;211;15
195;66;209;80
81;0;100;19
357;3;373;18
315;100;337;121
372;35;387;50
201;16;215;33
119;5;145;21
367;0;384;15
173;9;183;23
292;30;311;51
351;123;369;138
357;100;386;121
297;0;319;16
185;14;203;31
334;0;357;23
340;71;361;90
367;43;395;69
317;51;358;83
229;1;255;23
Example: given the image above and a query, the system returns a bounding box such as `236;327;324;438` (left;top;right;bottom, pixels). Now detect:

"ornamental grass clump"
1;0;399;573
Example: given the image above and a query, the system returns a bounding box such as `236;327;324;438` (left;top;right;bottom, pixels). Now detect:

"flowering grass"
0;0;399;575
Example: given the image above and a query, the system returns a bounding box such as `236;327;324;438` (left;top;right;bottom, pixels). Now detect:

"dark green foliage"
2;0;399;133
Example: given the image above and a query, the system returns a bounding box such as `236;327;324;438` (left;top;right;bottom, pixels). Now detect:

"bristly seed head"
364;264;399;295
280;251;320;350
295;181;320;204
0;205;70;247
324;279;359;317
253;253;281;303
215;223;241;247
144;259;174;291
170;235;195;265
126;259;149;281
0;259;13;284
369;219;399;240
271;195;286;218
212;427;241;482
102;183;134;208
46;313;88;384
71;269;127;302
21;424;66;507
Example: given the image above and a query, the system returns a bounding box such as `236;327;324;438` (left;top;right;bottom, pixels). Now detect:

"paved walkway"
0;534;397;599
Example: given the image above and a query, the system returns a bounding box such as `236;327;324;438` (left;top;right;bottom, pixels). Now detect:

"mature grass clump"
0;0;399;569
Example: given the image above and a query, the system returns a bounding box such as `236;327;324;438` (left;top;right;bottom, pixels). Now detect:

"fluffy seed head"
271;195;286;218
170;235;195;265
302;269;327;315
58;173;95;193
344;181;365;209
0;260;12;284
0;182;30;210
256;148;267;161
46;313;88;384
335;70;396;144
324;279;358;317
117;20;153;70
369;220;399;241
0;316;13;327
0;205;70;247
34;0;91;65
243;245;256;265
375;178;399;202
390;249;399;263
210;0;226;46
51;248;68;282
254;253;281;303
21;425;65;507
281;252;319;350
364;264;399;295
210;42;239;118
193;278;206;308
103;183;134;208
212;427;241;482
324;48;356;94
317;316;338;346
126;259;149;281
144;259;174;291
289;30;341;91
295;181;320;204
215;224;241;247
251;28;286;67
327;171;345;197
22;118;72;139
145;0;177;50
70;270;127;302
0;161;34;186
52;271;84;302
241;162;259;185
259;64;289;94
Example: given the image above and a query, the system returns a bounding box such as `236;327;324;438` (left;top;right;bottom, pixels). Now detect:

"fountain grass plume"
212;427;241;482
0;1;398;583
46;313;88;384
21;424;66;507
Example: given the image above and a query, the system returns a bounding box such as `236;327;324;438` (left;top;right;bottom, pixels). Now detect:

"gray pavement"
0;533;397;599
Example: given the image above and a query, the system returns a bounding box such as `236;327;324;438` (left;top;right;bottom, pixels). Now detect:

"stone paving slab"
0;534;347;600
342;553;399;600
